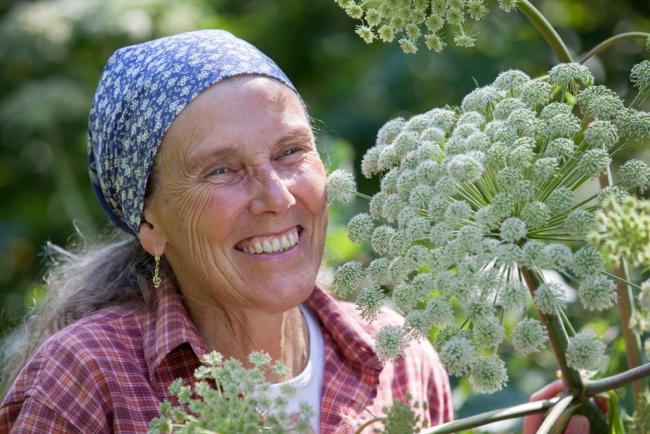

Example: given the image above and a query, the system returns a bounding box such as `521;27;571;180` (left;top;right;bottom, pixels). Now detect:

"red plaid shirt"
1;285;452;433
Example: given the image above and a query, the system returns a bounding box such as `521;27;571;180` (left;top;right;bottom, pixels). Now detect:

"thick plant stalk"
520;268;583;393
520;268;609;434
413;363;650;434
599;170;646;410
516;0;573;63
416;397;560;434
537;394;575;434
579;32;650;64
586;362;650;397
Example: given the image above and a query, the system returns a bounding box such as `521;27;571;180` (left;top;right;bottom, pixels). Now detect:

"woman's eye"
281;147;301;158
210;167;230;176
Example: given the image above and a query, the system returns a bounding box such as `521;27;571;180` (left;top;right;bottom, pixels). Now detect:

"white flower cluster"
330;62;650;393
333;0;517;53
149;351;313;434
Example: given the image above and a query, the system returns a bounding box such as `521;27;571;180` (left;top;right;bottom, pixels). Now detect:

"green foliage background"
0;0;649;430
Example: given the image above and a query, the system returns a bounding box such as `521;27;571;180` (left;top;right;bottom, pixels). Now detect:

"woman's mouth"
235;226;302;255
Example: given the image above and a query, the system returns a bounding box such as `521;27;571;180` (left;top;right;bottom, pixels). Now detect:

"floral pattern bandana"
88;30;297;234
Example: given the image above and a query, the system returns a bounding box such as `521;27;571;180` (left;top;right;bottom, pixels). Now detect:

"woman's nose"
249;167;296;215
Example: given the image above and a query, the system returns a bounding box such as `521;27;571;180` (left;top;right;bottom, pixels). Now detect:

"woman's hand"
523;380;589;434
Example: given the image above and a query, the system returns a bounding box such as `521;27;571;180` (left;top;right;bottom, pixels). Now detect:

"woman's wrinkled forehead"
88;29;302;235
162;76;312;167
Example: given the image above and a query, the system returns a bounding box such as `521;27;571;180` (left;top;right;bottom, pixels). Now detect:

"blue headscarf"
88;30;298;234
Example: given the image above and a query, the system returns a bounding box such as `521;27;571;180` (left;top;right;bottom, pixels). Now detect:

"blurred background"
0;0;649;431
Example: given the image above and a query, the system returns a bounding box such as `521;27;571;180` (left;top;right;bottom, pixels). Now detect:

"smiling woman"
0;30;452;433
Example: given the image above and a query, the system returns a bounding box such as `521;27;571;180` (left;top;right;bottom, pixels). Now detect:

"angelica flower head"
512;318;548;356
618;159;650;192
347;213;374;244
578;275;616;311
534;282;566;315
589;195;650;268
461;85;503;113
571;246;605;278
520;80;552;107
440;336;477;376
577;85;625;120
583;120;619;149
566;331;606;371
521;201;550;229
498;281;529;313
368;257;391;287
355;286;386;321
470;355;508;394
425;297;455;328
500;217;527;242
382;194;407;222
332;261;366;299
448;153;484;184
493;69;530;92
361;146;383;179
492;99;523;122
376;117;406;147
337;61;650;395
375;325;406;363
566;209;595;237
327;169;357;204
473;316;505;350
549;63;594;88
545;137;575;161
630;60;650;96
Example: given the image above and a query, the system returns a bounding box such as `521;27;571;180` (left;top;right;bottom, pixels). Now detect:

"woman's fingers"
565;415;589;434
529;379;566;401
523;380;566;434
524;380;608;434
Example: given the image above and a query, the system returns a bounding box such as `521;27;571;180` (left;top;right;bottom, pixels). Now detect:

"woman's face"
141;76;328;315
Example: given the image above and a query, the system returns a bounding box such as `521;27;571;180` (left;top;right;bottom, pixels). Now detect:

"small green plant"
333;0;519;52
148;351;313;434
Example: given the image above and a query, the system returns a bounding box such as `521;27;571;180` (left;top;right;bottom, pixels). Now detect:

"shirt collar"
142;284;382;382
306;286;382;372
143;284;208;382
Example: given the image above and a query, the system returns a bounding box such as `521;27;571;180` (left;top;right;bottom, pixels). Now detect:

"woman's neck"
182;296;309;383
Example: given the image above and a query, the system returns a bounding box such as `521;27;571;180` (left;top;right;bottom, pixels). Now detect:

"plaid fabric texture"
1;286;452;433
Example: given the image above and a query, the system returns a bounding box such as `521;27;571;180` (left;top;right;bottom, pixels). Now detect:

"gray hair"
0;233;170;395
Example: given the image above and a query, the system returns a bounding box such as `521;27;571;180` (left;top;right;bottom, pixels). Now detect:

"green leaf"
608;391;625;434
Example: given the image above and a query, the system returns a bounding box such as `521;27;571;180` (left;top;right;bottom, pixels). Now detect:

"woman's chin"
250;279;316;313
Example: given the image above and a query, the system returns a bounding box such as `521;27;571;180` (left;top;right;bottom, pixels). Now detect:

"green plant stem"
586;362;650;397
600;270;642;290
516;0;573;63
548;406;580;434
519;269;608;430
354;191;373;201
353;416;386;434
519;268;584;394
579;32;650;64
537;394;575;434
413;363;650;434
598;169;646;410
416;397;561;434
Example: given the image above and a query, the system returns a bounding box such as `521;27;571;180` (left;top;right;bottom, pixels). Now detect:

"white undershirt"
267;304;324;432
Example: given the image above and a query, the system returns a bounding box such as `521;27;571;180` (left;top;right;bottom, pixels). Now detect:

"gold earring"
152;255;161;288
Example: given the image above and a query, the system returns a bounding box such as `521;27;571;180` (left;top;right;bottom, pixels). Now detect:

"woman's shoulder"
43;303;148;356
4;304;148;403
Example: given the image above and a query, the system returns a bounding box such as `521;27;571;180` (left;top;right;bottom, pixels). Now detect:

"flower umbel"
338;61;650;394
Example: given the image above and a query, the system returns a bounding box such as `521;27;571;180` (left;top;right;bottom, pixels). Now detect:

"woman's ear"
138;207;168;257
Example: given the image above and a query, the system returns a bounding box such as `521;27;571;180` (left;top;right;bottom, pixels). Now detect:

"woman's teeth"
239;228;300;254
